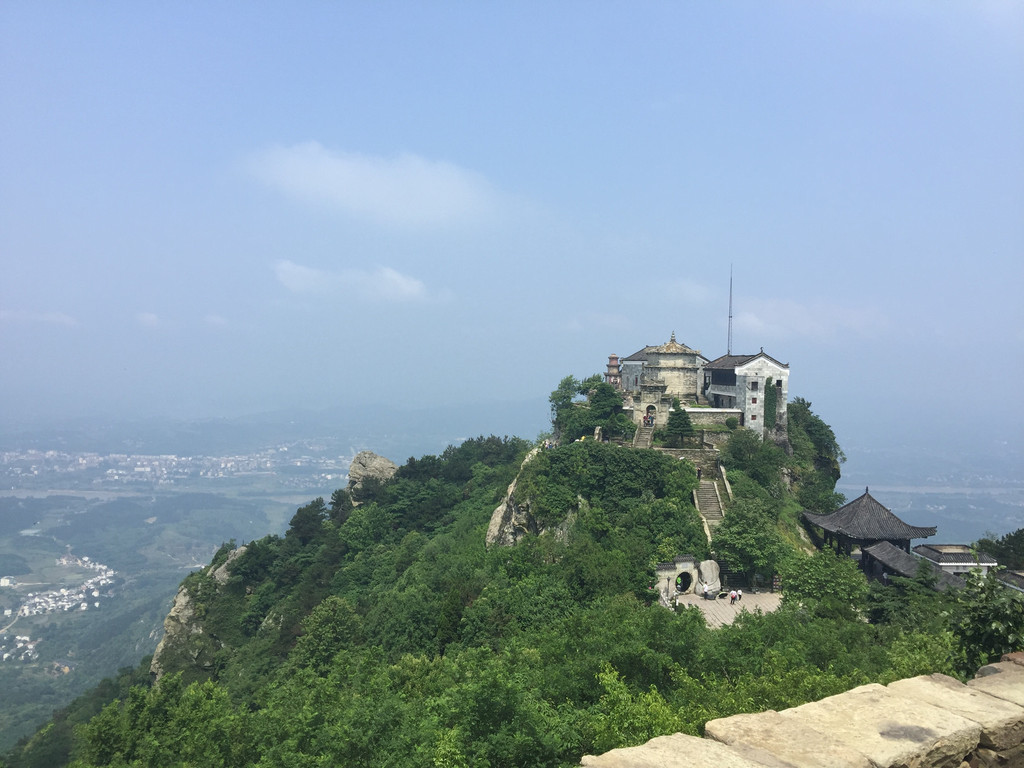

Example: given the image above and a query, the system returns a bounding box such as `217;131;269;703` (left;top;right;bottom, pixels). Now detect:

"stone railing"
582;653;1024;768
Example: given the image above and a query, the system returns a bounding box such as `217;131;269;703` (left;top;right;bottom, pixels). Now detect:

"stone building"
702;350;790;436
605;334;790;437
609;333;709;429
912;544;998;578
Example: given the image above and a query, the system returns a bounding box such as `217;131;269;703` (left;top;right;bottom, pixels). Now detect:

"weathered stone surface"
889;674;1024;751
1001;652;1024;667
706;709;872;768
486;449;545;547
150;585;199;680
211;545;248;584
969;663;1024;708
781;683;981;768
970;743;1024;768
346;450;397;491
580;733;767;767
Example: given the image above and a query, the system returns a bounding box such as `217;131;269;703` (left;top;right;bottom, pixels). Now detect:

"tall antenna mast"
727;264;733;356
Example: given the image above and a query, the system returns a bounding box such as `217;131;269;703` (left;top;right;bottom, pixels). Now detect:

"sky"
2;2;1023;455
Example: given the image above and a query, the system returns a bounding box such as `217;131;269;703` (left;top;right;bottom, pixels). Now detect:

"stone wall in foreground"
581;653;1024;768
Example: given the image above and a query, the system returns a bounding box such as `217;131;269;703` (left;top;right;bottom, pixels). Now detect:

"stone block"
1000;652;1024;667
889;674;1024;750
579;733;767;768
781;683;981;768
969;663;1024;708
705;709;872;768
969;743;1024;768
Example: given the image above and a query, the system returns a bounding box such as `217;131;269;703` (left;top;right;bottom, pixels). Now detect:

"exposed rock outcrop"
150;545;246;681
211;544;247;584
347;451;398;492
486;448;541;547
150;583;203;681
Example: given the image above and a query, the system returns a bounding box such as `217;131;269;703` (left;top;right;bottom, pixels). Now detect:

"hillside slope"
6;416;1015;768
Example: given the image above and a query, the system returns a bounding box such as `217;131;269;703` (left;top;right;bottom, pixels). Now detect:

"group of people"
699;583;744;603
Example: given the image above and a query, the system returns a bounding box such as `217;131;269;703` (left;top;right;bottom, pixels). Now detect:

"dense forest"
4;388;1022;768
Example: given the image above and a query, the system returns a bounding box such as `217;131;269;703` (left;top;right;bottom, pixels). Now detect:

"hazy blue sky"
2;2;1022;450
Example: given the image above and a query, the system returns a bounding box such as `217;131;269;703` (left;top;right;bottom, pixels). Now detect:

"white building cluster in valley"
13;554;117;619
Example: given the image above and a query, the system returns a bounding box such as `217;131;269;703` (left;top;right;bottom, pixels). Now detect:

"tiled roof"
705;354;759;369
913;545;998;567
803;490;937;541
650;338;700;355
862;542;965;591
998;571;1024;592
705;351;789;370
622;346;654;362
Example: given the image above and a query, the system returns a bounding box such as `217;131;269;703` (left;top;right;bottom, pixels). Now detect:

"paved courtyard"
672;590;782;628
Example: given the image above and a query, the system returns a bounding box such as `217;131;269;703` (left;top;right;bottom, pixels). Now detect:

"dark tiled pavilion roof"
912;544;998;567
803;489;937;541
862;542;964;591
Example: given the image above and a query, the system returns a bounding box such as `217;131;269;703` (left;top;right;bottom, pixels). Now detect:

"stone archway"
675;571;693;593
645;405;657;427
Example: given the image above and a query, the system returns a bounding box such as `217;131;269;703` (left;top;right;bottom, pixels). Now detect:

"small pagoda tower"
605;354;622;390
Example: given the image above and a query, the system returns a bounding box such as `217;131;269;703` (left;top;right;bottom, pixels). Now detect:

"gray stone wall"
685;408;741;426
581;654;1024;768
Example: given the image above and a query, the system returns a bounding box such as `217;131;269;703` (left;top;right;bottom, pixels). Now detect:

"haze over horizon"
2;3;1023;457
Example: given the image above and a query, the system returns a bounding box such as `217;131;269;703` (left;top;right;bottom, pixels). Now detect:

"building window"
751;381;758;391
751;398;757;404
751;414;757;420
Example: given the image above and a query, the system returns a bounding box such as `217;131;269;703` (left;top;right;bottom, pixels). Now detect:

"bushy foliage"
777;548;868;619
952;568;1024;673
973;527;1024;569
550;375;635;442
13;399;1009;768
711;499;785;583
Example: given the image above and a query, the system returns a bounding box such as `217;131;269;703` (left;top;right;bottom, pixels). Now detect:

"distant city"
0;443;352;494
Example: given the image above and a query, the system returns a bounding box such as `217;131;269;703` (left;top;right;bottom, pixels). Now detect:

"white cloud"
249;142;500;228
274;260;428;302
735;298;888;341
0;309;78;327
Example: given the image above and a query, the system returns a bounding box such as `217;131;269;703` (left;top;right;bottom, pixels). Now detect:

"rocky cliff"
149;545;247;681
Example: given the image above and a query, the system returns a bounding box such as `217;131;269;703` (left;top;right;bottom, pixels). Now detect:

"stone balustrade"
581;653;1024;768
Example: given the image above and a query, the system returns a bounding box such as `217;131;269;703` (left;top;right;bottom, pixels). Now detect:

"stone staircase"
696;480;723;526
632;425;654;449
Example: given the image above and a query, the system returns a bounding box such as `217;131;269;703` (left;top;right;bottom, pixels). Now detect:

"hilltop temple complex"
604;332;790;439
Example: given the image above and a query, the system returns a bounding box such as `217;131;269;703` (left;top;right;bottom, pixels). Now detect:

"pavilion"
803;488;936;558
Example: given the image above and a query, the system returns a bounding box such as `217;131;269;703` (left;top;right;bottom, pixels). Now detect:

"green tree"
328;489;353;525
953;568;1024;674
777;548;868;619
664;399;695;448
711;499;785;585
549;375;633;442
286;498;328;546
973;528;1024;569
